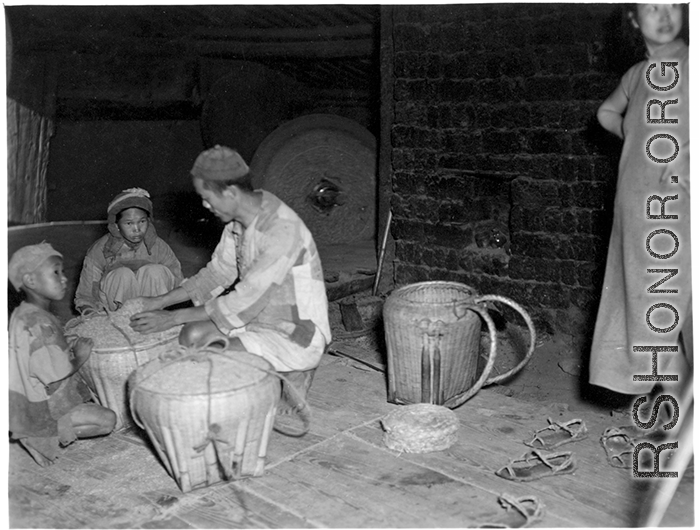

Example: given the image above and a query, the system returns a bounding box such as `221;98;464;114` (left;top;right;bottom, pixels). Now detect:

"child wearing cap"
9;243;117;467
130;146;331;391
75;187;184;313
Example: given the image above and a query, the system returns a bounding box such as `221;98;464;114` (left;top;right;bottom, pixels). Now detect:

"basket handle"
473;294;536;386
442;303;498;409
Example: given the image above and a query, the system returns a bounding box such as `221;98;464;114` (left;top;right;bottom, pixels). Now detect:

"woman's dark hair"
604;3;689;76
116;206;150;222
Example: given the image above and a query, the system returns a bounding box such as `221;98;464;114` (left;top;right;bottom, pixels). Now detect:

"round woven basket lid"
249;114;377;246
381;404;460;453
135;349;275;396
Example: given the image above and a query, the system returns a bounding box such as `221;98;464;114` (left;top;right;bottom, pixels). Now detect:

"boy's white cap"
8;242;62;291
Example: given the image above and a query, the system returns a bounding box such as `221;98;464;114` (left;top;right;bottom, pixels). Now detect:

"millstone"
250;114;377;246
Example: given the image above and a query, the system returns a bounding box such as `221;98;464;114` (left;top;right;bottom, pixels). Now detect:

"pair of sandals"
495;418;586;482
483;418;586;528
478;494;545;529
599;425;666;469
515;419;659;471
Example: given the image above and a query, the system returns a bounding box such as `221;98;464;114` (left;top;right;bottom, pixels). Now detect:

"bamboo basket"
129;345;281;493
65;312;181;430
383;281;535;409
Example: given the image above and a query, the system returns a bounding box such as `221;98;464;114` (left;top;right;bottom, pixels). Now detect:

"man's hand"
130;310;177;334
133;296;164;312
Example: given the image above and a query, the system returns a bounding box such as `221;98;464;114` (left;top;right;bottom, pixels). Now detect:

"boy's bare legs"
16;404;115;467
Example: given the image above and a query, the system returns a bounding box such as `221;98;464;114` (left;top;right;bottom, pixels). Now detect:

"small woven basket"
381;404;460;453
66;312;181;430
129;346;281;493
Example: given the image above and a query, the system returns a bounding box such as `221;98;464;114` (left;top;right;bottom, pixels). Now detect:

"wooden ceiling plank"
190;23;374;42
18;35;374;60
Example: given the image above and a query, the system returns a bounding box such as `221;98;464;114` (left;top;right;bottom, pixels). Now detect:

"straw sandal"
600;426;637;469
523;418;588;450
496;450;576;482
478;494;545;528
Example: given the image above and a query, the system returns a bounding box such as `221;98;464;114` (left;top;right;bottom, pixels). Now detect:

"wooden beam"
195;38;374;59
56;98;201;121
190;23;374;42
15;25;375;59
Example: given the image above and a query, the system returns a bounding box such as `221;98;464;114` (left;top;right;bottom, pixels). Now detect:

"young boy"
9;243;116;467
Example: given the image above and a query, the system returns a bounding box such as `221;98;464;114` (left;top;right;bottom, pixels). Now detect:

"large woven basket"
129;346;281;493
66;313;181;430
383;281;536;409
384;282;485;406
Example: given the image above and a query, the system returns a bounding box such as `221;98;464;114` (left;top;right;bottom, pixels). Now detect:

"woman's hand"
130;310;177;334
597;82;628;140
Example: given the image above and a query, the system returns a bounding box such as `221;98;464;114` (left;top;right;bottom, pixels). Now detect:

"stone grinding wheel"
249;114;377;246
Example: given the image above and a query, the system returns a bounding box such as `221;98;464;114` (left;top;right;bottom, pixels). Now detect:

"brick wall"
390;4;625;341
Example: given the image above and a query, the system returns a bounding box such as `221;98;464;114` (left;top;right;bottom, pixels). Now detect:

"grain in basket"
67;298;175;349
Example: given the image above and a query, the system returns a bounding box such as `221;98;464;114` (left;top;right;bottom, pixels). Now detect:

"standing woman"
590;4;690;398
75;188;184;313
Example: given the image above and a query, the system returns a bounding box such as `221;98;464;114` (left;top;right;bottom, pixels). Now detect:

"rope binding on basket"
106;307;140;364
